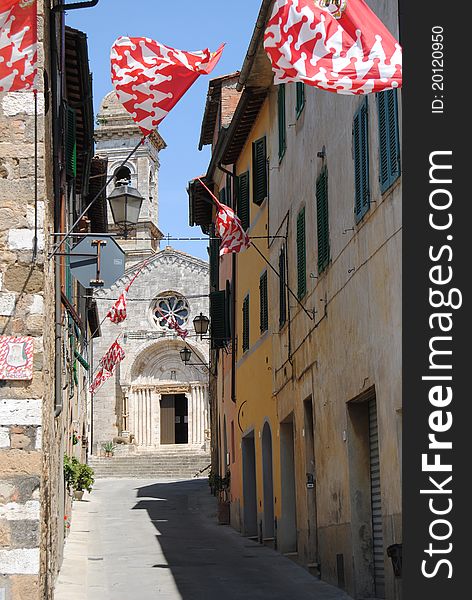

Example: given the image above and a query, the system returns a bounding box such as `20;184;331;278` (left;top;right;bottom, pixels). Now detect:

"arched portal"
262;422;275;538
123;339;208;448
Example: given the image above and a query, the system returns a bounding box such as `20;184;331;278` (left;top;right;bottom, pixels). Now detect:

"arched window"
152;293;190;330
114;166;131;186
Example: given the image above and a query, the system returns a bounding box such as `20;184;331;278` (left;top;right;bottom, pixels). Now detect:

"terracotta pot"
74;490;84;501
217;500;230;525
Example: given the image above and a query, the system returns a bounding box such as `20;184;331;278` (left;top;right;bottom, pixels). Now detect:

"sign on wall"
0;336;34;381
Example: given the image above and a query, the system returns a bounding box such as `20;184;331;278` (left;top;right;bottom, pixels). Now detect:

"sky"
67;0;260;261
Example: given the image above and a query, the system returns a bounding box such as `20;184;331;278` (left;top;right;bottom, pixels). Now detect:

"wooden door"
160;395;175;445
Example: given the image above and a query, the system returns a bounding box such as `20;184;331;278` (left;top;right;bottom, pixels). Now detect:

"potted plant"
214;470;231;525
63;455;95;500
102;441;116;457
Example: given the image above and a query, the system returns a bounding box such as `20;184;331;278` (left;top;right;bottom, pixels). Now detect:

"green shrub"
63;455;95;493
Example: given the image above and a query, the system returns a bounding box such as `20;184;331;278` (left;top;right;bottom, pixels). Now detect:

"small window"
114;166;131;186
377;89;401;193
316;167;330;273
238;171;250;230
259;271;268;333
278;84;286;160
242;294;250;352
296;82;305;117
252;137;267;205
297;208;306;299
353;98;370;221
279;246;287;328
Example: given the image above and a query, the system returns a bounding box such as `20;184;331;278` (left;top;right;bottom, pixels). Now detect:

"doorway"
304;398;318;565
160;394;188;445
242;432;257;537
262;422;274;539
280;416;297;553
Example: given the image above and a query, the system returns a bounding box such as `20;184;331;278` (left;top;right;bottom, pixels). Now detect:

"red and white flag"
0;0;37;92
167;316;189;340
264;0;402;94
99;339;125;374
89;367;113;395
107;292;127;324
111;36;224;136
216;202;250;256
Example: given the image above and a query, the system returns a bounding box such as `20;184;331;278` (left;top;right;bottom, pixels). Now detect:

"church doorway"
160;394;188;445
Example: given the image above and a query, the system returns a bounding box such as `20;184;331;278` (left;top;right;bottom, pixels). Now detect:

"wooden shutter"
316;167;330;273
279;246;287;328
297;208;306;299
354;98;370;221
226;174;232;207
259;271;268;333
209;230;220;290
65;105;77;178
242;295;250;352
252;137;267;205
210;290;229;349
378;89;401;193
278;84;286;159
160;395;175;445
219;188;226;204
369;398;385;597
238;171;250;230
296;82;305;116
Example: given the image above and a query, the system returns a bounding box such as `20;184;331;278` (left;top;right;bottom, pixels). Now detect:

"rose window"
153;294;190;330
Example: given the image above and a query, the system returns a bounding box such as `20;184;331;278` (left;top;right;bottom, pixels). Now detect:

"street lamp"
193;313;210;338
180;347;192;365
108;181;143;236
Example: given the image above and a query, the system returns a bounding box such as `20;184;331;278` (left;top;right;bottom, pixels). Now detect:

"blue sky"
67;0;260;260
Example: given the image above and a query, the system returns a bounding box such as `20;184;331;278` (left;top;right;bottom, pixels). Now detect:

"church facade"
90;92;210;454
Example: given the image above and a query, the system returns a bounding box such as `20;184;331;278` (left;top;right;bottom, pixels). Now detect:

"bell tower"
95;91;166;265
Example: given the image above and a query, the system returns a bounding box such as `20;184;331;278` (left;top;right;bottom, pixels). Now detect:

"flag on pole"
89;367;112;395
0;0;37;92
264;0;402;94
111;36;225;136
107;291;127;324
216;202;250;256
99;339;125;374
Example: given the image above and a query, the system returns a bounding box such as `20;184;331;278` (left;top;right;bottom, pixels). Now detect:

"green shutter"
226;174;232;207
209;230;220;290
219;188;226;204
278;84;286;160
238;171;250;230
377;89;401;193
297;208;306;299
316;167;330;273
242;294;250;352
259;271;268;333
296;82;305;117
65;105;77;178
279;246;287;328
354;98;370;221
210;290;229;349
252;137;267;205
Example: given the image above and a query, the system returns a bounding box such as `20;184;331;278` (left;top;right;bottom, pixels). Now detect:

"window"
259;271;268;333
296;208;306;299
279;246;287;328
296;82;305;117
210;290;230;349
219;187;226;204
209;227;220;290
153;293;190;329
252;137;267;205
242;294;250;352
114;166;131;186
316;167;330;273
353;98;370;221
65;105;77;178
238;171;250;230
225;174;232;207
278;83;286;160
377;89;401;193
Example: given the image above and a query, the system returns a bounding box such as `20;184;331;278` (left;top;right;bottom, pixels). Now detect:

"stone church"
90;92;210;457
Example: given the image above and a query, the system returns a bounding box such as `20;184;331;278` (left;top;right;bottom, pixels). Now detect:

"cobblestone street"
55;479;353;600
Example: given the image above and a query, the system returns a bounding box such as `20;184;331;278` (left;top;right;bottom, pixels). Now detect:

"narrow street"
55;478;352;600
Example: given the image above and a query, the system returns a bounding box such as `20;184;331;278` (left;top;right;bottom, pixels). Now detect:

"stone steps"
88;451;210;479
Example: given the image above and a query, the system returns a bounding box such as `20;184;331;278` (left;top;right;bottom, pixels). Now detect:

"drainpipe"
54;254;63;418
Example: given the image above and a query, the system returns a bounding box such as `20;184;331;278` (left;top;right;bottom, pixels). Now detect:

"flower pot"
74;490;84;501
217;499;230;525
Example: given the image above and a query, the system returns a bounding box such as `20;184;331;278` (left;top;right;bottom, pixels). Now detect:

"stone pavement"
54;478;353;600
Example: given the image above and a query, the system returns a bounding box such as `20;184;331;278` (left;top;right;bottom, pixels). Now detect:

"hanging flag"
107;291;127;324
216;202;250;256
89;367;112;395
264;0;402;94
0;0;38;92
99;339;125;374
167;316;189;340
111;36;225;136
